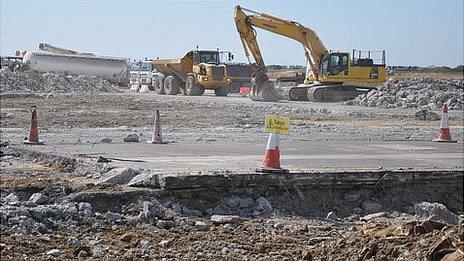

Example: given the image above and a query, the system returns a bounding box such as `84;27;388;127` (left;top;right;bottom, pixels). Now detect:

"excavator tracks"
278;84;376;102
307;85;371;102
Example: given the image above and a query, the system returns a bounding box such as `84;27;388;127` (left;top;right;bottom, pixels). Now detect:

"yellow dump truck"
224;62;253;93
152;49;234;96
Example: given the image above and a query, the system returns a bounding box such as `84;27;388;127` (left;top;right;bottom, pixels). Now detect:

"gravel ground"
1;76;463;260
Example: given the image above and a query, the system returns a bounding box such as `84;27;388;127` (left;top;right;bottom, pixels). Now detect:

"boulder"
414;202;459;225
256;196;273;213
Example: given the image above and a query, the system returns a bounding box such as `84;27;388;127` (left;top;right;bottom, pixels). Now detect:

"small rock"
256;196;273;213
100;137;112;143
194;221;209;231
159;239;171;248
140;201;154;220
308;237;331;245
67;236;81;246
156;219;176;229
4;193;20;205
210;215;240;224
140;239;153;249
77;250;88;258
91;246;106;257
120;233;133;242
104;211;122;221
418;239;430;248
123;133;139;142
46;249;61;257
360;212;389;222
326;211;339;221
29;193;49;205
224;195;241;208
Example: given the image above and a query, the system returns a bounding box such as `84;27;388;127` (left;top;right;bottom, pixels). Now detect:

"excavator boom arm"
234;6;328;80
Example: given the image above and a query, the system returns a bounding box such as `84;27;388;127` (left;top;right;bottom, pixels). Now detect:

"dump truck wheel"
164;76;179;95
154;78;165;94
214;86;229;96
185;76;205;96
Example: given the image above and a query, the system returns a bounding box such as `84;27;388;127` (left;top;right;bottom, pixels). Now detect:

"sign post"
257;115;290;174
264;115;289;135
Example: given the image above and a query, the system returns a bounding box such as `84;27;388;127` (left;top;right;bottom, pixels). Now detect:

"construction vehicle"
129;60;157;91
152;48;233;96
225;62;253;93
21;43;129;85
234;5;387;102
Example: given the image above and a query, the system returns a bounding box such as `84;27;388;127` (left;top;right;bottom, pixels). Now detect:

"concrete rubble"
0;68;116;94
343;77;464;110
0;144;463;259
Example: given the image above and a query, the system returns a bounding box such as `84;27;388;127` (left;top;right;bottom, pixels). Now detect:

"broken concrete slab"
210;215;241;224
29;193;49;205
414;202;459;225
127;172;160;189
97;167;138;185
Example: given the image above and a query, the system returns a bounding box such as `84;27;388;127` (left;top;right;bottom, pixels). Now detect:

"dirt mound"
0;68;117;94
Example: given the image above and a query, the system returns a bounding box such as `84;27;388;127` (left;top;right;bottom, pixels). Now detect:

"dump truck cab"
190;50;231;92
152;49;233;96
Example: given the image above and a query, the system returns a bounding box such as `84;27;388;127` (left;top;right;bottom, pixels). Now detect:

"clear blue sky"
1;0;463;67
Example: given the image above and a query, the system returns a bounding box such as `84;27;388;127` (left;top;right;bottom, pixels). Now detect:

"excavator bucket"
249;67;284;102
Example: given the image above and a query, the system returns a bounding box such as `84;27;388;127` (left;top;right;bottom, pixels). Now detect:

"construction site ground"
1;87;464;260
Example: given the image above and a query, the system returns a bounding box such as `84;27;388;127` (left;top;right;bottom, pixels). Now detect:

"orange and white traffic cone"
147;110;168;144
433;104;456;143
23;105;44;145
256;133;289;174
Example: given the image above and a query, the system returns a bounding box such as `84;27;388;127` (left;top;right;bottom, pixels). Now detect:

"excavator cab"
320;52;350;79
319;50;386;84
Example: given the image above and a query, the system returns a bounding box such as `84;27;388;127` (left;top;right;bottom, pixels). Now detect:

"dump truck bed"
152;52;193;82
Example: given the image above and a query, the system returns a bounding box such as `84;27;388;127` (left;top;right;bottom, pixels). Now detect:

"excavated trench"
2;147;463;217
68;170;463;217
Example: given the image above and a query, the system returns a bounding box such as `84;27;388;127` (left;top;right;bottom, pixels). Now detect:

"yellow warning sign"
265;114;289;135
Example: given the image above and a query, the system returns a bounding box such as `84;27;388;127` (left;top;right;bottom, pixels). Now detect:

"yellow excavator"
234;5;387;102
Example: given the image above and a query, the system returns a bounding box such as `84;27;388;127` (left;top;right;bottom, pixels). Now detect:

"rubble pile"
343;77;464;110
1;189;463;259
0;68;115;93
